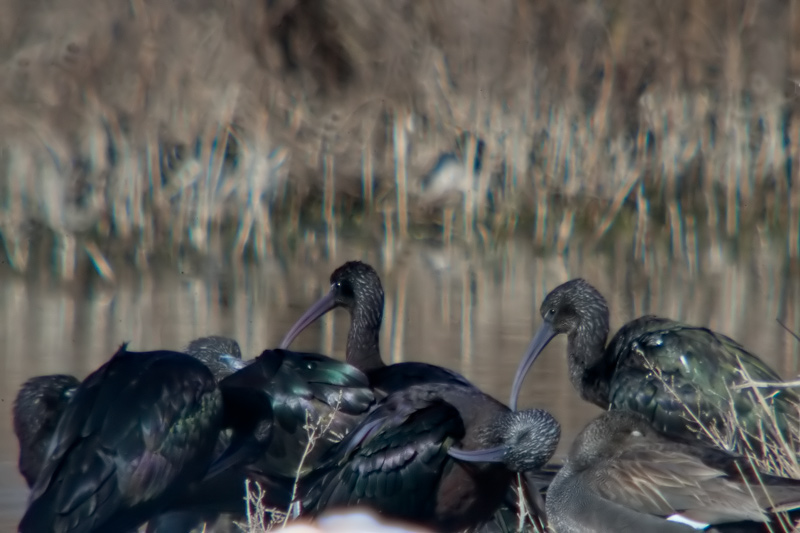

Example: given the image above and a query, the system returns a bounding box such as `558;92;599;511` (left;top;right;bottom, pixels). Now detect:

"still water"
1;233;799;530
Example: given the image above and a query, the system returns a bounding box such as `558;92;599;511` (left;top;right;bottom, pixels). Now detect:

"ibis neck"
567;315;612;407
346;303;385;371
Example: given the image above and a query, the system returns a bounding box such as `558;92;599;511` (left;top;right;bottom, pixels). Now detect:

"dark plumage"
13;374;81;488
144;512;208;533
447;408;561;528
510;278;800;459
13;336;255;533
19;345;226;533
182;335;249;462
183;335;247;378
12;336;245;490
278;261;517;530
300;383;513;533
146;335;252;533
449;409;560;472
211;347;375;482
546;410;800;533
144;465;250;533
279;261;474;396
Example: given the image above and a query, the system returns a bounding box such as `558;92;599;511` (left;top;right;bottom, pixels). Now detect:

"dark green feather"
221;349;375;479
21;347;224;533
302;388;465;523
606;316;800;456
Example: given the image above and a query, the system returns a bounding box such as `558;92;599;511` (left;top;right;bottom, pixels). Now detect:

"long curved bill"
279;291;338;349
509;321;556;411
448;445;507;464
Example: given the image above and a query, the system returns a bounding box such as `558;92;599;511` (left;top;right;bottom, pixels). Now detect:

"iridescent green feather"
304;398;465;519
606;316;800;459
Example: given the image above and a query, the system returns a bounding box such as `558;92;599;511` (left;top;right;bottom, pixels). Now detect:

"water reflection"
1;235;799;528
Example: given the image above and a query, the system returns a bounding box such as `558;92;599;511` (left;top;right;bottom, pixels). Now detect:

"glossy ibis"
13;374;81;488
448;407;561;529
298;382;514;533
546;410;800;533
209;347;375;484
145;335;250;533
17;343;261;533
141;338;375;526
12;336;254;533
279;261;525;529
148;344;375;531
12;336;246;488
448;408;561;474
510;279;800;459
279;261;474;395
183;334;248;375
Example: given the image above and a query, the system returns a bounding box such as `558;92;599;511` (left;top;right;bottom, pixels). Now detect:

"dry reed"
646;355;800;532
235;393;342;532
0;0;799;278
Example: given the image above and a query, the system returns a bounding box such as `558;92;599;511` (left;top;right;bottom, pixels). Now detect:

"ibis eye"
549;308;556;316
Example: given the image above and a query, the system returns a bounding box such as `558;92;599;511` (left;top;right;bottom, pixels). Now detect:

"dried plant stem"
393;110;410;241
281;392;343;528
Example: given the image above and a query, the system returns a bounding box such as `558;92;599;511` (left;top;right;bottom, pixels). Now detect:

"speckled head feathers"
541;279;607;319
540;279;610;338
279;261;385;369
185;335;242;360
13;374;81;486
486;409;561;472
330;261;382;289
329;261;384;315
184;335;245;380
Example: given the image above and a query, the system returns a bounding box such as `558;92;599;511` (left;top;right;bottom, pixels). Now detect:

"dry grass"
280;392;344;527
513;474;547;533
234;393;342;532
241;479;289;533
1;0;800;276
645;355;800;532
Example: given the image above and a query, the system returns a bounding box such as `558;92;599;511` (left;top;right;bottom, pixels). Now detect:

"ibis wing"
608;316;800;453
305;390;465;518
597;440;771;523
232;350;375;479
21;350;222;533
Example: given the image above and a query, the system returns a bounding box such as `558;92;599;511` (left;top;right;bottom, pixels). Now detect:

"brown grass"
647;356;800;532
0;0;799;275
234;392;343;532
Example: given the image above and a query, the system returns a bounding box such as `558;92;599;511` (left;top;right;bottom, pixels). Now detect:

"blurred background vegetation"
1;0;799;279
